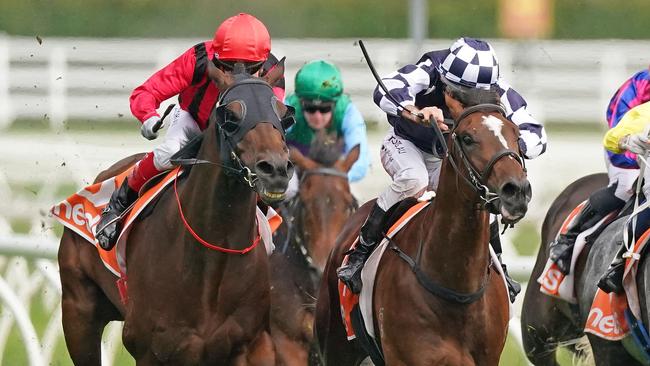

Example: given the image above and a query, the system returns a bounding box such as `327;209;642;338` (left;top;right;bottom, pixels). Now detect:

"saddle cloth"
339;199;511;341
51;165;281;277
538;201;616;303
538;200;650;341
585;226;650;341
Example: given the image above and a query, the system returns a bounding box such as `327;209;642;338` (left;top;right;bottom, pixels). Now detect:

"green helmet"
294;60;343;102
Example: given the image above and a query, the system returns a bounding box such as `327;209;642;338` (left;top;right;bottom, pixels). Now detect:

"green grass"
1;287;135;366
511;220;541;257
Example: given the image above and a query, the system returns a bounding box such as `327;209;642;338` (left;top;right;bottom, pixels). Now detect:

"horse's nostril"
287;160;295;176
255;160;275;176
501;182;518;198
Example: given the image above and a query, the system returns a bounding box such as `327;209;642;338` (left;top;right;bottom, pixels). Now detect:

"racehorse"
58;62;293;365
270;132;360;366
315;94;531;365
521;173;650;365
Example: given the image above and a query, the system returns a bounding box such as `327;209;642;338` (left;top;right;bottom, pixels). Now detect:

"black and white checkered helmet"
438;37;499;90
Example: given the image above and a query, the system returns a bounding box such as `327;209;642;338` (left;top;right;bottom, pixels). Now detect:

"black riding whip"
357;39;448;157
152;103;176;133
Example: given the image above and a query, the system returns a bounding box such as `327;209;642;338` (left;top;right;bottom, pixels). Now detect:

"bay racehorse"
270;132;360;366
521;173;650;365
315;97;531;365
58;62;294;365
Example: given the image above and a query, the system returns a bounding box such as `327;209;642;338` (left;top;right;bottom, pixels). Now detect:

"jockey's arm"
130;46;196;123
372;55;435;117
497;81;547;159
604;101;650;154
341;103;369;182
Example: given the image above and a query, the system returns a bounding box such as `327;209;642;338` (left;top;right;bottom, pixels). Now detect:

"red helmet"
213;13;271;62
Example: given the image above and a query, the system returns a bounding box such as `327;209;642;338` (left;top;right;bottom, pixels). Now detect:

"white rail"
1;34;649;128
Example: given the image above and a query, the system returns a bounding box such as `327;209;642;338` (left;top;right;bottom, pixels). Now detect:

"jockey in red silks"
548;67;650;293
96;13;285;250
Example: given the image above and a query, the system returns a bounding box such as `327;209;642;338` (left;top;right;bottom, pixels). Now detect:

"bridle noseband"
280;166;357;272
444;104;526;212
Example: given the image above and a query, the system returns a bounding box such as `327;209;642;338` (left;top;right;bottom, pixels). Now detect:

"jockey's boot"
96;178;139;251
336;203;386;294
490;221;521;303
597;242;626;294
597;204;650;293
548;200;603;274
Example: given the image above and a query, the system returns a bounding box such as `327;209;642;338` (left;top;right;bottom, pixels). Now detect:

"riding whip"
357;40;448;157
152;103;176;133
626;147;650;259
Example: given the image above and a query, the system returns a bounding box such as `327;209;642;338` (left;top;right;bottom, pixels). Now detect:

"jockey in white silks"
336;37;547;302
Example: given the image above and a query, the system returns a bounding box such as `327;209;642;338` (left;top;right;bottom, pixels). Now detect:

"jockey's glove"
141;116;162;140
620;132;650;155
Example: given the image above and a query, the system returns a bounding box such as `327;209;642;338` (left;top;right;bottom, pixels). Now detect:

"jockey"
549;68;650;277
95;13;285;250
336;37;548;301
284;60;369;198
598;101;650;293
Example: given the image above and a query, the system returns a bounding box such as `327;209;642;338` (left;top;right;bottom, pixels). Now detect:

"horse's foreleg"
521;281;578;366
272;329;309;366
587;335;641;366
59;234;120;365
232;330;276;366
314;260;365;366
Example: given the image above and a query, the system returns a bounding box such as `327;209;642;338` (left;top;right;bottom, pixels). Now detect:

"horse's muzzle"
498;178;532;223
254;157;294;203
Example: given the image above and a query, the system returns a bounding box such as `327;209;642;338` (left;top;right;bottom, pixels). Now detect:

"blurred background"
0;0;648;365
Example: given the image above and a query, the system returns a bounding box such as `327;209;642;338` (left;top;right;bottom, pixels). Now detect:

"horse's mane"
308;131;342;167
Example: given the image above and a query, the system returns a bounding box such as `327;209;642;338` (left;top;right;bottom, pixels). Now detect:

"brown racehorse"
270;132;360;366
58;63;294;365
315;101;531;365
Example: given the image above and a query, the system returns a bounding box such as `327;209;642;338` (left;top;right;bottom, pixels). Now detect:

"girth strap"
387;238;488;304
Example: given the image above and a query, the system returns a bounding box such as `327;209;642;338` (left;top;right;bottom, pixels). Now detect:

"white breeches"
605;155;639;202
152;105;202;170
376;128;442;211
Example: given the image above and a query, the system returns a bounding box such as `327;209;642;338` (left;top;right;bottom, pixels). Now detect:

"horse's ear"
208;61;234;91
289;146;318;171
339;144;360;173
263;57;285;86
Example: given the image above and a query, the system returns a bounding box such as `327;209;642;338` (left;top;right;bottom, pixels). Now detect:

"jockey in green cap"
284;60;369;198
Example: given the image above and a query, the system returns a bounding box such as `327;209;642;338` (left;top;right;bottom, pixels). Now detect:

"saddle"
381;197;419;237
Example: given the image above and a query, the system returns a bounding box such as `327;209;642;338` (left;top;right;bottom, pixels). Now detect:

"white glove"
620;132;650;155
140;116;162;140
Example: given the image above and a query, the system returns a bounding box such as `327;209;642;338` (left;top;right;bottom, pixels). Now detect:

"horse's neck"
181;128;257;250
420;160;490;293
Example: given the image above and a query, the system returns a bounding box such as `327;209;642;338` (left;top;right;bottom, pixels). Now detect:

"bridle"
388;103;527;304
279;166;357;273
174;76;295;191
171;74;295;255
441;103;526;213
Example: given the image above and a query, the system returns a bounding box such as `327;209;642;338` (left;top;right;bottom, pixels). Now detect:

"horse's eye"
461;134;475;146
221;120;240;135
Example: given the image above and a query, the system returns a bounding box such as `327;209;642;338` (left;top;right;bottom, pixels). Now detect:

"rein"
283;166;356;270
389;105;522;304
171;154;258;189
300;167;349;181
173;168;261;254
167;74;287;255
